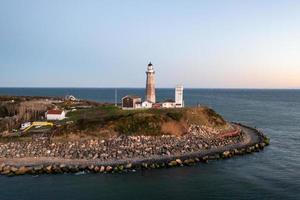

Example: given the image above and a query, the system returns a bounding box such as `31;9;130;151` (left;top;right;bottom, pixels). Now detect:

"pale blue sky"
0;0;299;88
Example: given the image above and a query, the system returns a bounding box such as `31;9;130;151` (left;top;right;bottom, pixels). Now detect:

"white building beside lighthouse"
175;85;184;108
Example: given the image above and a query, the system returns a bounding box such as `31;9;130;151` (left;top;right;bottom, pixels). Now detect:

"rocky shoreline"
0;123;269;176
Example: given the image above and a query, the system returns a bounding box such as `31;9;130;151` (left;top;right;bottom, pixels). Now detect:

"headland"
0;95;269;176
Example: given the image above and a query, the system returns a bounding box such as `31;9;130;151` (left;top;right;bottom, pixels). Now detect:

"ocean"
0;88;299;200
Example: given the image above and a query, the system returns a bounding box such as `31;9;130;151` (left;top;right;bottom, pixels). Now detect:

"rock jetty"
0;123;269;176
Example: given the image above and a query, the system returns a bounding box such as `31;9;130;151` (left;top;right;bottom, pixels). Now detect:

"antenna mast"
114;88;118;107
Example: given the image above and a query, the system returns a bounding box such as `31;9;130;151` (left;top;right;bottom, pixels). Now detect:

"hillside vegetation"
0;97;54;132
64;105;232;137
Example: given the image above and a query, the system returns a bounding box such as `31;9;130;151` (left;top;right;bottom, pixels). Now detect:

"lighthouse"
145;62;156;103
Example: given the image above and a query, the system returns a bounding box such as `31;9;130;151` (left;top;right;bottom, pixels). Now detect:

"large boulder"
100;166;105;172
1;165;11;175
168;160;178;167
106;166;113;172
222;151;231;158
183;159;195;165
15;166;30;175
10;166;18;173
125;163;132;169
33;165;43;173
0;163;5;172
46;165;53;173
175;159;183;165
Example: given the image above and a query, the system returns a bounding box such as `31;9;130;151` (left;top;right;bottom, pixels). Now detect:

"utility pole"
115;88;118;107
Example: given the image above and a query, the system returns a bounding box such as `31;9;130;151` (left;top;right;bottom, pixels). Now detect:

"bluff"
63;106;235;138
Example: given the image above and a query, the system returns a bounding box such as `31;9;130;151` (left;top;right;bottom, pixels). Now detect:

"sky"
0;0;299;88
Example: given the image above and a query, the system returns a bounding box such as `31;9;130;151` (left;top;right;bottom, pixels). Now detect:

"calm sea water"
0;88;299;200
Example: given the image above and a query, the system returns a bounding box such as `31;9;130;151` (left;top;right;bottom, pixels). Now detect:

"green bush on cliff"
166;112;183;121
115;113;162;136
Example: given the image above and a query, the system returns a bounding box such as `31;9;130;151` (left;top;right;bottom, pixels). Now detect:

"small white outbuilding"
20;122;31;130
142;100;153;109
45;110;66;121
161;99;176;108
65;95;77;101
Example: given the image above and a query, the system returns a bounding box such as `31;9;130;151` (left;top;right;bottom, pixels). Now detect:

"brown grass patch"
161;121;187;136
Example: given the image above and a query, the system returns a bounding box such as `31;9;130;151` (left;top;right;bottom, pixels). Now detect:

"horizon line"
0;86;299;90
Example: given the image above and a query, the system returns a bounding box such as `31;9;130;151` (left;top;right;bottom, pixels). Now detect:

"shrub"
166;112;183;121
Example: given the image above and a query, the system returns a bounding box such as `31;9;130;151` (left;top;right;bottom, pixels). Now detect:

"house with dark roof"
121;95;142;110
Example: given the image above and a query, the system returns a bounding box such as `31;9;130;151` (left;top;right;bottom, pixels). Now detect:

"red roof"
47;110;63;115
153;103;162;108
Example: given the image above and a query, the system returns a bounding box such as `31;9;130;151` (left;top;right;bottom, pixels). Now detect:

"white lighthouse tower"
175;85;184;108
145;62;156;103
